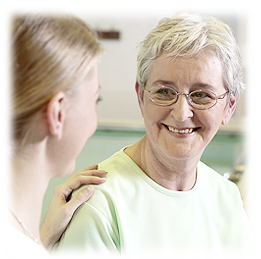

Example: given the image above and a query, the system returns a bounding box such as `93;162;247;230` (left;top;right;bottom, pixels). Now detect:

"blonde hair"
12;14;101;146
137;13;244;99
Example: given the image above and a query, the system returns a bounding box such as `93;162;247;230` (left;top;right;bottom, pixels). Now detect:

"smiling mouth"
163;124;199;134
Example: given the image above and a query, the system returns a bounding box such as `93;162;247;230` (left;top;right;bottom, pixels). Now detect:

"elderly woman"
56;13;248;255
7;14;107;257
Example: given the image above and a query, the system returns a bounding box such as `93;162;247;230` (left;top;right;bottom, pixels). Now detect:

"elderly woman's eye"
191;91;209;98
157;89;172;95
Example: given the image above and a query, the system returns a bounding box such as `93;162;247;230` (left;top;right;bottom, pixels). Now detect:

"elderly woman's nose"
170;95;193;122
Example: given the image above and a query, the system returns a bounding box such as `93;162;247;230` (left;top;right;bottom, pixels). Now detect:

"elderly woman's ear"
222;94;239;125
135;81;145;117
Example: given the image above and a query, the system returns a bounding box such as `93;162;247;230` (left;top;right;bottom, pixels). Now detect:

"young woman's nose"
170;95;194;122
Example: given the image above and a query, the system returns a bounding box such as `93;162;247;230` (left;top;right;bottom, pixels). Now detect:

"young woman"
7;14;107;257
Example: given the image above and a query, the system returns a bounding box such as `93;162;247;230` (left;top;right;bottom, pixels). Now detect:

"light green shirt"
56;147;248;255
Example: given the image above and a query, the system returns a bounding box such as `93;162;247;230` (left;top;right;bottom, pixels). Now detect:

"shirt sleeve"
54;188;121;255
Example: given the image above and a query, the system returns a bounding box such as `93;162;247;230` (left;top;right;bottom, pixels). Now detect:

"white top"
3;224;49;258
56;147;248;255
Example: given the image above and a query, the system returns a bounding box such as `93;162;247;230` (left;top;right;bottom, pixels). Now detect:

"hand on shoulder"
40;165;107;252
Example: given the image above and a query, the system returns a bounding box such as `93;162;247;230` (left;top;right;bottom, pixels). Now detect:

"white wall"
60;6;176;126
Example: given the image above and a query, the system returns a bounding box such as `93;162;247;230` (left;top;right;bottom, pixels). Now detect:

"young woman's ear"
222;94;239;125
46;92;66;140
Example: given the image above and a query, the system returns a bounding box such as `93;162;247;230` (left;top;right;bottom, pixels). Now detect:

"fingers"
64;176;104;202
75;170;108;179
75;175;106;185
57;165;107;199
83;164;98;170
65;185;94;214
69;171;107;186
75;185;94;203
67;165;107;187
76;166;108;177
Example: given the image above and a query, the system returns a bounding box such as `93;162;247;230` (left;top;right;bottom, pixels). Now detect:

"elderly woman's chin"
147;124;207;161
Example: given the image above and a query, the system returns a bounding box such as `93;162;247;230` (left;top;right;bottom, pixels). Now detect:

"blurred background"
41;10;247;222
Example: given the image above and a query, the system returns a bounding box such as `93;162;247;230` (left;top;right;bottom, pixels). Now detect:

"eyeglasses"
143;85;229;110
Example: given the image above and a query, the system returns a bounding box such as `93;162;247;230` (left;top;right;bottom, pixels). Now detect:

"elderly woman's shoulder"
198;161;241;197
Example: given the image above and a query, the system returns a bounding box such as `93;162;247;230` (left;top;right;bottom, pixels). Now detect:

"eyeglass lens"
149;87;217;109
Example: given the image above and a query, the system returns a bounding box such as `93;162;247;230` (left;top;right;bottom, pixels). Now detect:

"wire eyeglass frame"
143;86;229;110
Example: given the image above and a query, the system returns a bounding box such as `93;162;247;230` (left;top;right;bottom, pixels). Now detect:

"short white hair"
137;13;244;99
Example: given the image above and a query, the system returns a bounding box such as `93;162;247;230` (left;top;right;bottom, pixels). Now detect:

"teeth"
168;126;193;134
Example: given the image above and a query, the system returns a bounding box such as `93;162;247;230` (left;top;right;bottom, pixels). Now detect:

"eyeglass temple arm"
218;90;230;99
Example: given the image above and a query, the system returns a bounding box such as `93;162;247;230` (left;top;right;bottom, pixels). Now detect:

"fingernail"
86;185;94;193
